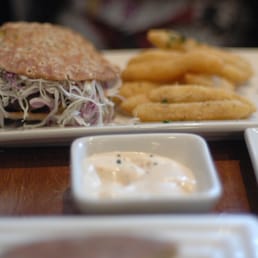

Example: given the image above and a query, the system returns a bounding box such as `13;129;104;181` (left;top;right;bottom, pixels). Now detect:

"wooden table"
0;138;257;216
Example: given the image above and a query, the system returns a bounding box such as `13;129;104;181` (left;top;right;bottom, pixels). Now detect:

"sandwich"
0;22;120;128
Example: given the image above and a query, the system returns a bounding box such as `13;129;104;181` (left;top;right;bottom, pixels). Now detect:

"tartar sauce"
82;151;196;199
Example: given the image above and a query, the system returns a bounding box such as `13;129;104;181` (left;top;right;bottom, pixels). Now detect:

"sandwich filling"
0;69;116;128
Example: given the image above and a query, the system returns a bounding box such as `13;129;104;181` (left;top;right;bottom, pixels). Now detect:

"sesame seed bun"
0;22;119;81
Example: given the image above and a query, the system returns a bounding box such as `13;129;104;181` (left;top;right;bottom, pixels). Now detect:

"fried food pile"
117;29;256;122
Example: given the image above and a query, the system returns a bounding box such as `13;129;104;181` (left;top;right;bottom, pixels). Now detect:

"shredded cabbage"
0;70;116;128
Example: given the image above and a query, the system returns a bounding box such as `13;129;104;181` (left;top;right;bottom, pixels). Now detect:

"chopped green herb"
163;120;171;123
179;35;186;43
161;98;168;103
166;31;185;47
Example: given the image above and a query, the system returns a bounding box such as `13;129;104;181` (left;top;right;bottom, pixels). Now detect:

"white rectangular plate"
0;215;257;258
1;49;258;146
244;127;258;183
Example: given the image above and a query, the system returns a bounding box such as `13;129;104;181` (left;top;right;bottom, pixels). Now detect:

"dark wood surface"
0;139;257;216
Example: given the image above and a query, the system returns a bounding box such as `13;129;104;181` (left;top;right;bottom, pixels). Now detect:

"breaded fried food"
119;81;159;98
118;28;256;123
119;94;150;115
146;29;253;85
199;45;253;84
122;51;223;83
133;100;255;122
147;29;198;50
182;73;234;91
128;49;181;65
148;85;250;104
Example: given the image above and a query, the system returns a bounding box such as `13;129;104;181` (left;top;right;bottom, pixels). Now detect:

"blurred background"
1;0;258;49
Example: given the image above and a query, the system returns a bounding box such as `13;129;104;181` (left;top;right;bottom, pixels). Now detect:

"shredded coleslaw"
0;70;116;128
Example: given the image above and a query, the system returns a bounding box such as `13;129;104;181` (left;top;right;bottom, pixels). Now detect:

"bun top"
0;22;119;81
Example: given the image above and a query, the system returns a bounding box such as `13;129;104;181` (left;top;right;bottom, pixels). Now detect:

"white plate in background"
0;215;257;258
244;127;258;183
0;49;258;146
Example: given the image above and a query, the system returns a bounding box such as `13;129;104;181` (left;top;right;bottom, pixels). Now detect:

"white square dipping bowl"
71;133;222;214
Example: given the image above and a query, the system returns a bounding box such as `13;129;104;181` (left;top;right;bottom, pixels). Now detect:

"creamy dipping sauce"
82;152;197;199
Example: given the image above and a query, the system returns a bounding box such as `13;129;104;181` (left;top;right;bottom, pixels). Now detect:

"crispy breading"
182;73;235;90
0;22;119;81
133;100;255;122
122;51;223;83
119;94;150;115
148;85;246;103
119;81;159;98
128;49;181;65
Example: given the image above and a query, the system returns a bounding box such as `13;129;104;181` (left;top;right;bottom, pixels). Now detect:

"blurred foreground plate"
0;215;257;258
